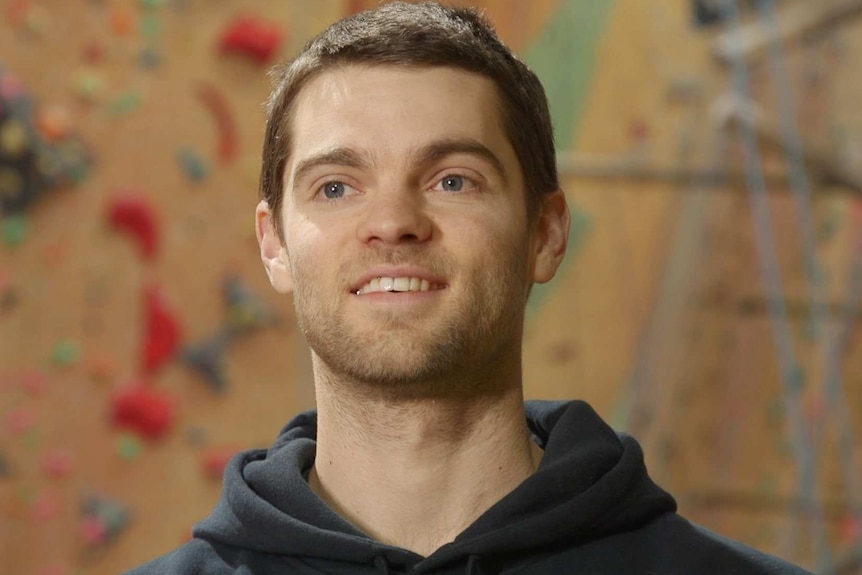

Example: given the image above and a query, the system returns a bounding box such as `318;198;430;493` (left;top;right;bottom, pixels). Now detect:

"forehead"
287;65;515;170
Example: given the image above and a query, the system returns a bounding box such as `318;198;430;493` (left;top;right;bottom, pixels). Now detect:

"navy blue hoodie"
127;400;811;574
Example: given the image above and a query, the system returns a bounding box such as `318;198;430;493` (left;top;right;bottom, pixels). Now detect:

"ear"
255;200;293;294
530;190;570;284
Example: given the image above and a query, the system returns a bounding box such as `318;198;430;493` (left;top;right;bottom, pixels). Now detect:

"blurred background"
1;0;862;573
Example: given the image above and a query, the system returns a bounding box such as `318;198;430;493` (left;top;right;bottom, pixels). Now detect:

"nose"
357;188;432;245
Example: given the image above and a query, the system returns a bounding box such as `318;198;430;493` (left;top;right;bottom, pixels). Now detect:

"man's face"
259;65;556;398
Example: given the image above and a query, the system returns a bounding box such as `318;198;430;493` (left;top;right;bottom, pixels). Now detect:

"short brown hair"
259;1;558;237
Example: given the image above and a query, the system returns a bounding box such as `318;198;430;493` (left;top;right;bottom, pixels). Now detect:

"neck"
307;361;543;557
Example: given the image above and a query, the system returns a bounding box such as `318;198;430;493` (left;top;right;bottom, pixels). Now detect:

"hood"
193;400;676;573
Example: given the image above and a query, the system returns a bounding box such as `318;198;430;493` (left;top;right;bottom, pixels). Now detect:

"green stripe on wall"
524;0;616;150
523;1;614;315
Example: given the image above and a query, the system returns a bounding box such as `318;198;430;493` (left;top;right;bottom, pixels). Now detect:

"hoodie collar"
193;400;676;572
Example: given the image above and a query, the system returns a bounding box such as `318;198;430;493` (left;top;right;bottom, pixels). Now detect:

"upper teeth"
356;277;437;294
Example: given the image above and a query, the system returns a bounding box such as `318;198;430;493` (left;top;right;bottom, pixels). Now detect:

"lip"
350;266;448;294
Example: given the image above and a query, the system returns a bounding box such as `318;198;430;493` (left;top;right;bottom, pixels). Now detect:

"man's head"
259;1;559;239
255;2;569;399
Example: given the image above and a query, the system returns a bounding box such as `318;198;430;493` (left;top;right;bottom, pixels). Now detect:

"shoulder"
653;514;813;574
123;539;238;575
619;514;814;574
517;513;813;575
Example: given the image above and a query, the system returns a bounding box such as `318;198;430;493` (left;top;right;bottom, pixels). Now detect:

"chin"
314;338;511;402
330;346;455;388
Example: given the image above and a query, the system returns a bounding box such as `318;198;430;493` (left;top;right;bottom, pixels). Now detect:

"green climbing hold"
107;91;142;118
52;340;81;366
2;215;29;246
141;14;162;38
117;434;143;461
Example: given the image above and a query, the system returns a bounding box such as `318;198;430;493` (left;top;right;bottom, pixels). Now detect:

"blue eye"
440;175;464;192
322;181;346;199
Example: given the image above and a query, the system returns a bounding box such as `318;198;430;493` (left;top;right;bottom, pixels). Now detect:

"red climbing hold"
196;82;238;164
219;15;283;64
79;515;108;545
142;284;182;374
42;449;74;478
107;194;159;261
30;490;60;522
201;445;240;480
111;384;174;441
346;0;366;15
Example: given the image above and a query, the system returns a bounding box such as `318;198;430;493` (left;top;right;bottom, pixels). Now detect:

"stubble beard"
291;245;531;402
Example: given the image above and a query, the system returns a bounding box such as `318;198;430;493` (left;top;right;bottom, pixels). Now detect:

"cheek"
285;219;352;294
285;213;325;252
447;208;521;253
476;211;528;252
283;233;318;283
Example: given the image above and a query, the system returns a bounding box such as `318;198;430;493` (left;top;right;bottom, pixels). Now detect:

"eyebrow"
414;138;508;183
291;147;371;188
290;137;508;188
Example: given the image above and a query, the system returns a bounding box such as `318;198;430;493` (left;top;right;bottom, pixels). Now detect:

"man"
130;2;811;574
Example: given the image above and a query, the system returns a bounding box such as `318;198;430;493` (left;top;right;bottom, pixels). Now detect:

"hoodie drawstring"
372;555;391;575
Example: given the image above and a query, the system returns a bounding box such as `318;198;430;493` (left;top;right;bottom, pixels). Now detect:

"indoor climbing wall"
1;1;861;574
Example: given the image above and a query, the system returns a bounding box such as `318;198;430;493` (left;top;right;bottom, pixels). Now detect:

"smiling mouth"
354;277;446;295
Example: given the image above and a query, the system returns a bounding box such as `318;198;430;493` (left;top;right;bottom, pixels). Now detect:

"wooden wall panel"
1;1;861;574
